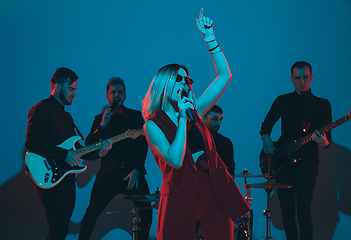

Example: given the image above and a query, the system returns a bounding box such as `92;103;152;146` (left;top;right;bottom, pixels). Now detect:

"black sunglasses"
176;74;194;86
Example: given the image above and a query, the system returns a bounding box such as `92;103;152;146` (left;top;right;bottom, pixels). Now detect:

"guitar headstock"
126;129;145;139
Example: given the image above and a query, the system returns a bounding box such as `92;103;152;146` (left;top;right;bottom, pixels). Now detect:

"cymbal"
150;192;161;198
249;182;293;189
233;173;274;178
123;195;159;202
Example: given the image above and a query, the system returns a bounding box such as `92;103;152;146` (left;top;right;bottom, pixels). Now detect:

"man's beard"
209;127;219;135
59;91;71;105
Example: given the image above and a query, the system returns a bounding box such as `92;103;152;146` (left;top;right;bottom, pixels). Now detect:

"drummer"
202;105;235;175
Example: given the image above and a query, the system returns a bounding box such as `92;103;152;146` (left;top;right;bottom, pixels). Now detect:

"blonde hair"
142;64;195;120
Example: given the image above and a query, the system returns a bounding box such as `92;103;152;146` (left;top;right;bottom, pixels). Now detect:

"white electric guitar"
25;129;144;189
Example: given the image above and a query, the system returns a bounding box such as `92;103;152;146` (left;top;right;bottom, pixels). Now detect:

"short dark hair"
51;67;78;89
107;77;126;94
205;105;223;117
291;61;312;75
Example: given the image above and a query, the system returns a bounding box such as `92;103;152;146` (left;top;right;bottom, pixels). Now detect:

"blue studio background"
1;0;351;239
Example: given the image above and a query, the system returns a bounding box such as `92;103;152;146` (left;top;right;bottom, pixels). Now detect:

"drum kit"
107;162;292;240
233;166;292;240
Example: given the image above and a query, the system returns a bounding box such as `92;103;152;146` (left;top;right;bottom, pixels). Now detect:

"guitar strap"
74;124;85;141
301;97;316;132
65;108;85;140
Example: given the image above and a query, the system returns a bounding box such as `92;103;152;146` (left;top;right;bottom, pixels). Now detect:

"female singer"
142;9;249;240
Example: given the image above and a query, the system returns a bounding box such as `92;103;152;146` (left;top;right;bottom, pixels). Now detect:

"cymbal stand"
107;206;139;240
243;172;253;240
107;203;158;240
262;155;274;240
244;181;253;240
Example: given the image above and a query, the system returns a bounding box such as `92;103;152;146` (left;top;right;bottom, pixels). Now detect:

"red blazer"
150;110;250;239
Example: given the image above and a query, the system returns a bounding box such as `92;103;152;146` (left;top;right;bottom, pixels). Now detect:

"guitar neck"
74;132;130;157
286;114;350;153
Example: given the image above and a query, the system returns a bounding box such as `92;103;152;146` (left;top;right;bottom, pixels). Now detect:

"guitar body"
25;129;145;189
259;141;299;176
25;136;87;189
259;111;351;176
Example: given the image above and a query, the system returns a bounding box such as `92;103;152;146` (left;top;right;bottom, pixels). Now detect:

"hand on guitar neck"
311;130;329;148
97;139;113;158
65;139;113;167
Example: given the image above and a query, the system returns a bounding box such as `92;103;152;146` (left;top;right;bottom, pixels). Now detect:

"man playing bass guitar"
260;61;331;240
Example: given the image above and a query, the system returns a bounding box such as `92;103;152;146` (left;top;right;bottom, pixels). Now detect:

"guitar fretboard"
74;130;144;157
264;113;350;162
285;114;350;154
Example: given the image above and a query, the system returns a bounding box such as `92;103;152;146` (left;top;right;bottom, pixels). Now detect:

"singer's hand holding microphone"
100;99;118;129
100;108;112;128
177;89;196;123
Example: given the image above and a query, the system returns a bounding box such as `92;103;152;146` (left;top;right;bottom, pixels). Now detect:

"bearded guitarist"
259;61;331;240
25;67;112;240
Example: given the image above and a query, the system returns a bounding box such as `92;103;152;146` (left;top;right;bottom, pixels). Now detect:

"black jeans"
79;168;152;240
276;165;318;240
36;176;76;240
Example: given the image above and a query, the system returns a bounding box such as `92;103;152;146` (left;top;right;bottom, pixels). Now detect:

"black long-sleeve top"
187;126;235;175
213;132;235;176
85;106;148;177
260;90;332;167
25;95;98;164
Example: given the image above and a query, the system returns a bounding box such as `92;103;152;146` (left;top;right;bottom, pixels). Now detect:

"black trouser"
36;177;76;240
276;165;318;240
79;168;152;240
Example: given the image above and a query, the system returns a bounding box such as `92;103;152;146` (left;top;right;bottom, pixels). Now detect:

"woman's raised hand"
196;8;214;39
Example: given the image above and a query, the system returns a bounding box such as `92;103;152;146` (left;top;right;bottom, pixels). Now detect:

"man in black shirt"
260;61;332;240
79;77;152;240
25;67;112;240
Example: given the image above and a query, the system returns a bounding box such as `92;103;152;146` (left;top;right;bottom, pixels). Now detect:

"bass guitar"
259;111;351;176
25;129;144;189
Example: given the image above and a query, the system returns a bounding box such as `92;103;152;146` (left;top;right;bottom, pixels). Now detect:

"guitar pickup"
44;173;50;183
44;159;51;170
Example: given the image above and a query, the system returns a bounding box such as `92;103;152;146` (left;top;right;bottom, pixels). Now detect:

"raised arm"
195;9;232;117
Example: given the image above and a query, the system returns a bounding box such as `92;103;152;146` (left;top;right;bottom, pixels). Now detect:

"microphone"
109;98;119;110
180;89;196;124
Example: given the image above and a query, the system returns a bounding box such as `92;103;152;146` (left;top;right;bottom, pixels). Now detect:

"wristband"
204;35;215;42
208;44;220;52
211;48;222;54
